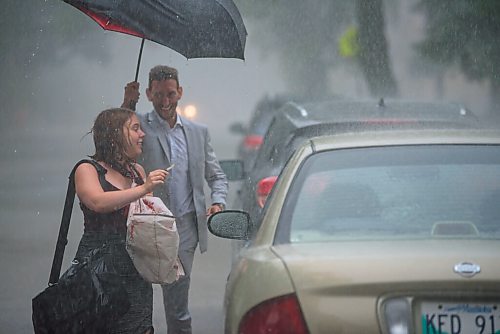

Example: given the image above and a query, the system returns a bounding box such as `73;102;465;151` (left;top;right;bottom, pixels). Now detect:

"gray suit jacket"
137;111;228;252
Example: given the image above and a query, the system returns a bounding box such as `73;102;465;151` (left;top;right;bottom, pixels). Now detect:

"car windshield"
279;144;500;243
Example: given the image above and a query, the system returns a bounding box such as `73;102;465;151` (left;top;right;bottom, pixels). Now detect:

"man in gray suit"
122;65;228;334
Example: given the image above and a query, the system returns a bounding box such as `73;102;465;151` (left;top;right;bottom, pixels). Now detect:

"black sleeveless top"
79;161;144;234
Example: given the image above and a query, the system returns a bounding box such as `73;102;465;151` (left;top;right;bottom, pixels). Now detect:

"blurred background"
1;0;498;332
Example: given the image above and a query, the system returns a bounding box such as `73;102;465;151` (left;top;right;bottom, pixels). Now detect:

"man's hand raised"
122;81;140;111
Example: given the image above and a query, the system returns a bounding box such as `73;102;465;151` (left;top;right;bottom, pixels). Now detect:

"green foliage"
415;0;500;84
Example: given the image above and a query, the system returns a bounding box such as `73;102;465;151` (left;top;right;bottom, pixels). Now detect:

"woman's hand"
76;163;169;213
144;169;169;193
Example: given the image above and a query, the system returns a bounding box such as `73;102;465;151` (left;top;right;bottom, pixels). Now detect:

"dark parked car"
227;98;478;232
229;94;306;173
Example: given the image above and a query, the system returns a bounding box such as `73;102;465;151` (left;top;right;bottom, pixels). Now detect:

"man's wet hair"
149;65;179;88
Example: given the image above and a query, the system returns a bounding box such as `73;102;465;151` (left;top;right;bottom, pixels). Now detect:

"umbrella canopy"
62;0;247;78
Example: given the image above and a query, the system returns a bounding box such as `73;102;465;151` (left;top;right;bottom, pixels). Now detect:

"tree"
234;1;399;98
356;0;399;97
415;0;500;113
234;1;354;98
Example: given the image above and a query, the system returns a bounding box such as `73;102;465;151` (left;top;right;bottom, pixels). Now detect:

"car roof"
258;102;477;160
306;128;500;153
278;98;477;128
253;99;480;173
246;94;311;134
255;120;485;176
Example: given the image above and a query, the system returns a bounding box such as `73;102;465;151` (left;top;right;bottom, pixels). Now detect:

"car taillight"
244;135;264;150
238;294;309;334
256;176;278;208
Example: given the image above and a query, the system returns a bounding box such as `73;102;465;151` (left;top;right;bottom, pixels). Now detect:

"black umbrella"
61;0;247;81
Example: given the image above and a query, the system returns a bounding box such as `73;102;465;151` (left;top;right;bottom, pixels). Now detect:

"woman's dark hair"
90;108;136;167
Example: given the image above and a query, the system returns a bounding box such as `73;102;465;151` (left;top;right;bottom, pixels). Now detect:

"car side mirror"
208;210;251;240
229;122;247;135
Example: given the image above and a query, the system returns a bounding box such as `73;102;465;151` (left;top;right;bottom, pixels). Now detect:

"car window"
252;117;289;169
277;145;500;243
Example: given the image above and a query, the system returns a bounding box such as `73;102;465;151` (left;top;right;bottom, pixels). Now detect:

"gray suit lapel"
158;134;171;163
182;119;196;169
147;112;171;162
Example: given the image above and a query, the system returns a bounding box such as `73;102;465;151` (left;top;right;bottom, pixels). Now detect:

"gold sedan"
209;128;500;334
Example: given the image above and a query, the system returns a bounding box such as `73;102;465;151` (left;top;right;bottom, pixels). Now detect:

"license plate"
421;302;500;334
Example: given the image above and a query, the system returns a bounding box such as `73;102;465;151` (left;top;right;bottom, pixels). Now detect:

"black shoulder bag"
32;160;130;334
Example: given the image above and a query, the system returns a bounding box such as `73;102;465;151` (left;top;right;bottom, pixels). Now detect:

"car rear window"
277;145;500;243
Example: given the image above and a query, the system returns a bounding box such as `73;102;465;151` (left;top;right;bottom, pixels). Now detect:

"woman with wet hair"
74;107;169;333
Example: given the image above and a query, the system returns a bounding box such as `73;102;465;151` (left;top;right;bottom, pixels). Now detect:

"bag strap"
48;159;100;285
130;163;144;185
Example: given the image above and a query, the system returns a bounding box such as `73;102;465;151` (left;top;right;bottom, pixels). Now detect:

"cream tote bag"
126;195;184;284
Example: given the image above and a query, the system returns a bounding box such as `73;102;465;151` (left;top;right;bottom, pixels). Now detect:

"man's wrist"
213;203;225;210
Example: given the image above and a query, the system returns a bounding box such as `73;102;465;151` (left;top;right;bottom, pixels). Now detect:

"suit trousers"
162;211;198;334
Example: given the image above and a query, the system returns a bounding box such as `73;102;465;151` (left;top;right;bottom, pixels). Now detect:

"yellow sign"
339;25;359;58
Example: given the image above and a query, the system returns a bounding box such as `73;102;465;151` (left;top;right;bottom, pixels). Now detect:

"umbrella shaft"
135;39;145;82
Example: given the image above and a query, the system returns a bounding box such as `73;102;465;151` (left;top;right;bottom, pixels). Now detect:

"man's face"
146;79;183;121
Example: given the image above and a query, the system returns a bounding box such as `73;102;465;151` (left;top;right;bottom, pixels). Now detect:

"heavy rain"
1;0;499;333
